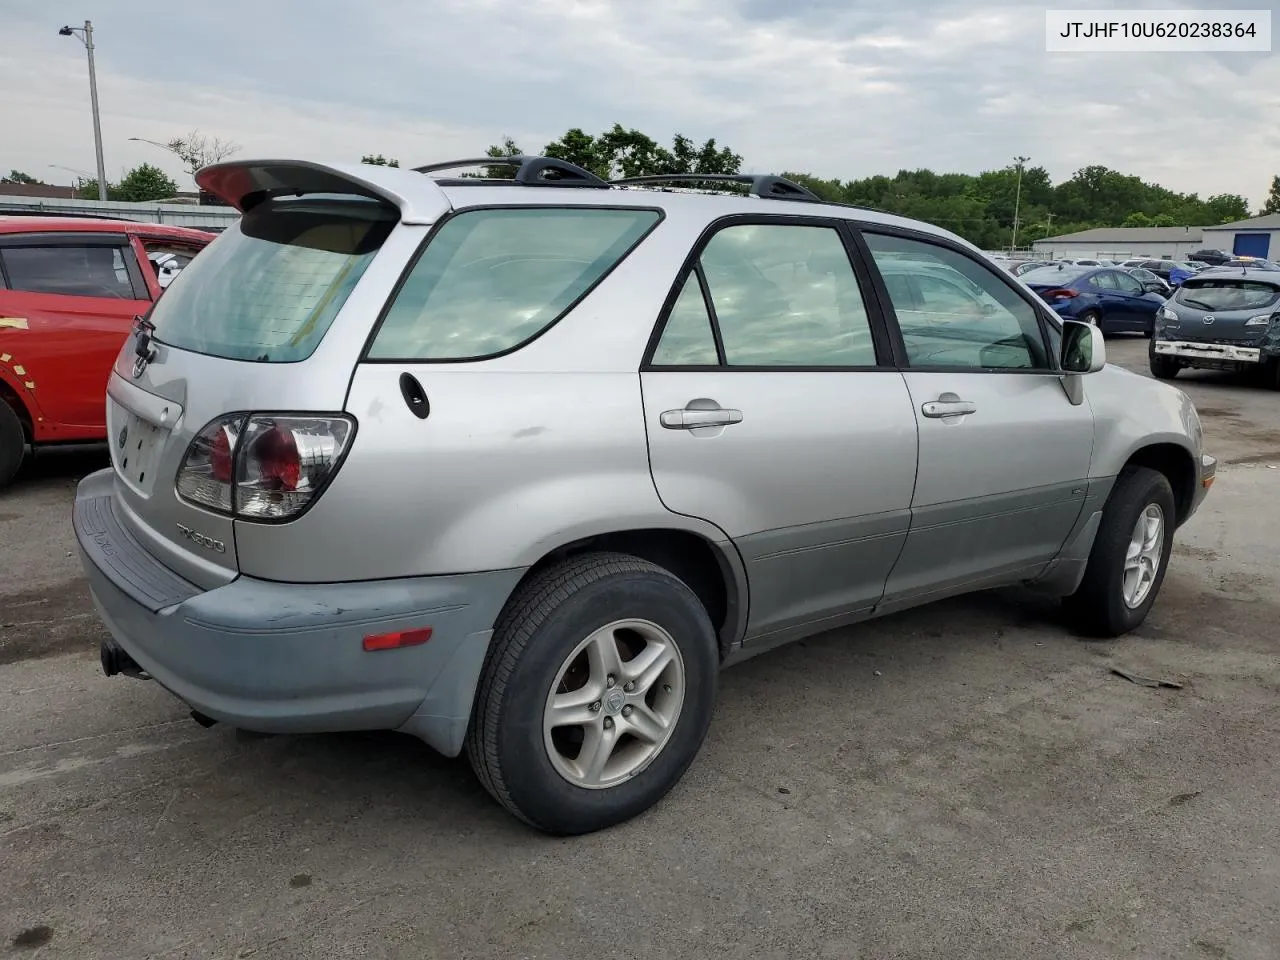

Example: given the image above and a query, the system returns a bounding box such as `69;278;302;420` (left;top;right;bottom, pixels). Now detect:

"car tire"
1149;354;1180;380
1079;309;1102;330
466;551;719;835
0;401;27;490
1062;466;1177;639
1265;359;1280;392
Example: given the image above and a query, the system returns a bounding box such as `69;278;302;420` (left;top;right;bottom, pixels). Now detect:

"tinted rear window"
149;197;395;362
367;207;660;360
1176;280;1280;312
1022;265;1091;285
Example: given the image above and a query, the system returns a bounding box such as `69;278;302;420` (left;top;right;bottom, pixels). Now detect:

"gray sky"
4;0;1278;206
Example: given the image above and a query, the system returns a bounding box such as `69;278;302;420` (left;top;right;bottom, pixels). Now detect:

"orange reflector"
1203;476;1215;489
362;627;433;652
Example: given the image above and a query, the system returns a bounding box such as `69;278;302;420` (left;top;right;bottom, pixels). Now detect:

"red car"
0;216;215;487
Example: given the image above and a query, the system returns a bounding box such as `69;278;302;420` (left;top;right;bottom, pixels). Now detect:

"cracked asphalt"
2;336;1278;960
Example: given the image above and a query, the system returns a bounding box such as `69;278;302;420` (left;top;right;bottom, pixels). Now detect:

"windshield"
1175;279;1280;312
149;196;396;362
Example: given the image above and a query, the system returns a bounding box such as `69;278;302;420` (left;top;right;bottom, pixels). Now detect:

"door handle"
660;406;743;429
921;398;977;418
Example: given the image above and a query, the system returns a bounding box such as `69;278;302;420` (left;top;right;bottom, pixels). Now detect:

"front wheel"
1063;466;1176;638
466;552;719;835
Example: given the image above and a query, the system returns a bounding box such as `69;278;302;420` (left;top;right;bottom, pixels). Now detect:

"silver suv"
74;156;1216;835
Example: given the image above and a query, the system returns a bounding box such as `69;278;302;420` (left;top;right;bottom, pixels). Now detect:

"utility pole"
1010;155;1030;256
59;20;108;202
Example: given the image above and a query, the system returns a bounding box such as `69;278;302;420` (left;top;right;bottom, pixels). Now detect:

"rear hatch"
1161;274;1280;344
104;160;449;589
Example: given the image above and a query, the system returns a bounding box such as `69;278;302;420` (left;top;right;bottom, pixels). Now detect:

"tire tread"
465;551;685;830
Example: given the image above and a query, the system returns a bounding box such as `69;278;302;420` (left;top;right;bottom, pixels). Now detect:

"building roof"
1201;213;1280;232
0;182;77;200
1038;226;1204;244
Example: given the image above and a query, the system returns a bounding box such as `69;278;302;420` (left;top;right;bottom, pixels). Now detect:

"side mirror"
1061;319;1106;373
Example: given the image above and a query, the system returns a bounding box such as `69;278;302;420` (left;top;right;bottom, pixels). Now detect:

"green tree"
113;163;179;202
75;177;113;200
490;125;743;182
2;170;43;184
361;154;400;167
1261;175;1280;215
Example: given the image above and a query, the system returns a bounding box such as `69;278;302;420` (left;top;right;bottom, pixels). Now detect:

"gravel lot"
2;336;1278;960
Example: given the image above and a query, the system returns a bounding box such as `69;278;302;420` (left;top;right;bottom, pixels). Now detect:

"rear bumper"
1153;339;1263;364
73;468;523;756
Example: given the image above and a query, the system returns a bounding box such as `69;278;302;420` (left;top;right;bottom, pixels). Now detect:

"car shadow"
7;444;108;494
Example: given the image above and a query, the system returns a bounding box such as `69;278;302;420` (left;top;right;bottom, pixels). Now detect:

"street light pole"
1010;155;1030;256
59;20;108;202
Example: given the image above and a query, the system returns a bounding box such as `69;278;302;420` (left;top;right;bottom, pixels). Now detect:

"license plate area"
109;401;169;494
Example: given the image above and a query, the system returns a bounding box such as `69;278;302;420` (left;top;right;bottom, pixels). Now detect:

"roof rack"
411;155;609;188
610;173;821;202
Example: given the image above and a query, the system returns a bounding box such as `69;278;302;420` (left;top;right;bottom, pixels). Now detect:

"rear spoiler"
194;159;452;225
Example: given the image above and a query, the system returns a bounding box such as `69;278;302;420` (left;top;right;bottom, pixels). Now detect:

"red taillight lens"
247;423;301;492
176;414;354;520
210;426;234;483
1045;288;1080;299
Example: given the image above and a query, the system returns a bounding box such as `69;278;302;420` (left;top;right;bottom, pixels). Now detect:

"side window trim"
692;262;727;366
848;221;1062;374
641;212;897;371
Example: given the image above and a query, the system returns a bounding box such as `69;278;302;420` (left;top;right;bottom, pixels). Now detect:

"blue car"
1019;263;1167;335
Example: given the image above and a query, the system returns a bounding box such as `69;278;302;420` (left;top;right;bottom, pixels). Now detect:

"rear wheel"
1079;309;1102;330
0;401;26;490
1148;353;1180;380
466;552;719;835
1063;466;1176;638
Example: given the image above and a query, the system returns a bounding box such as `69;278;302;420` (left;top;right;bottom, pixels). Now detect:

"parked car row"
0;216;215;486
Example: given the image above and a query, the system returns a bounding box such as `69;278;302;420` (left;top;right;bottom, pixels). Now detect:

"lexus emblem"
1202;315;1215;325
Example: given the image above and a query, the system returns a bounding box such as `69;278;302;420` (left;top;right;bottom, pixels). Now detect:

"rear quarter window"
367;207;661;360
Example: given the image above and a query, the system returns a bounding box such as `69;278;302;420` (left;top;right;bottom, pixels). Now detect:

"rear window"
1176;280;1280;312
1022;265;1091;285
148;197;395;362
367;207;661;360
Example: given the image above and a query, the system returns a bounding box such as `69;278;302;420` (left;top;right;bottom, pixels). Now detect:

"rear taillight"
176;415;242;513
176;414;354;521
1043;288;1080;299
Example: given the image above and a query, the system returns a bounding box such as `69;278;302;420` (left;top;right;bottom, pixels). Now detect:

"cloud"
3;0;1277;206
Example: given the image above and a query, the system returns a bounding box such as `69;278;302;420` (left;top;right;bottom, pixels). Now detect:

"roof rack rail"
411;155;610;188
610;173;821;202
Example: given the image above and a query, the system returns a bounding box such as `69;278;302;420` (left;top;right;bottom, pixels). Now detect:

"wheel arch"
0;375;34;441
1121;442;1197;526
507;526;749;659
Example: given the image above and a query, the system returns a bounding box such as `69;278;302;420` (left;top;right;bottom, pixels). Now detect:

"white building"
1031;226;1205;260
1199;213;1280;260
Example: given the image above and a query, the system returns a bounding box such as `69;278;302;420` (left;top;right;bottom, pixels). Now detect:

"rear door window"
1;243;141;299
368;207;661;360
148;197;396;362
